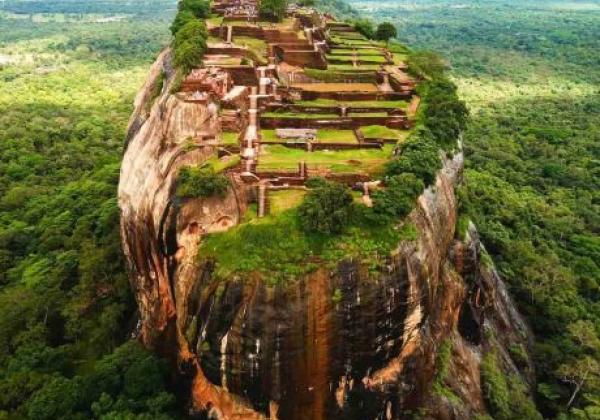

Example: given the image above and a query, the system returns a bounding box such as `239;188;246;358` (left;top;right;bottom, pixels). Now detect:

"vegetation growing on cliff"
198;33;467;285
481;350;541;420
176;166;230;199
431;340;461;406
200;204;413;284
298;180;353;234
171;2;209;73
375;57;467;217
0;1;178;417
372;173;424;220
346;0;600;416
259;0;288;22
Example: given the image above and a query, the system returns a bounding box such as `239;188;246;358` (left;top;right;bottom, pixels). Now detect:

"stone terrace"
178;2;420;217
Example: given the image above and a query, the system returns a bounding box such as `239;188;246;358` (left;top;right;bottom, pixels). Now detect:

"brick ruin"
176;1;420;217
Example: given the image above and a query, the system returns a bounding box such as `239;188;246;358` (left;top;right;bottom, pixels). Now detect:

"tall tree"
259;0;287;22
375;22;397;42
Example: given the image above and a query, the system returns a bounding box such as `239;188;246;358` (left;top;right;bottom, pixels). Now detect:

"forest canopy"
345;0;600;416
0;1;180;418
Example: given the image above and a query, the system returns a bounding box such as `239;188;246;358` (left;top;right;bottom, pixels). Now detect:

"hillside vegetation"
0;0;598;418
348;0;600;417
0;1;181;418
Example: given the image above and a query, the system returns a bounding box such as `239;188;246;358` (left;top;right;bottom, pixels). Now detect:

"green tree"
298;181;353;234
179;0;210;18
172;20;207;73
259;0;288;22
173;40;205;73
26;341;176;419
375;22;397;42
352;18;375;39
556;321;600;409
0;4;175;417
26;377;81;420
372;173;424;220
170;10;195;35
176;167;230;199
385;133;441;186
173;20;207;51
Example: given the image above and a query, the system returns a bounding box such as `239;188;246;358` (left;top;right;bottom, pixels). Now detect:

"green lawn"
332;37;385;47
326;55;359;62
221;131;240;144
202;154;241;172
329;49;385;57
360;125;409;141
204;56;242;65
260;129;281;143
221;19;256;26
349;112;388;117
327;55;387;64
206;15;224;26
268;189;306;214
316;129;357;143
261;129;356;143
293;99;409;109
304;68;377;83
333;32;367;41
392;53;408;64
261;111;340;119
293;98;346;107
328;63;383;70
207;36;224;44
234;36;268;58
387;41;409;54
257;144;393;174
198;206;416;284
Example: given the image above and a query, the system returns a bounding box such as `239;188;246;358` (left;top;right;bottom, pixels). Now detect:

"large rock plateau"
119;51;535;419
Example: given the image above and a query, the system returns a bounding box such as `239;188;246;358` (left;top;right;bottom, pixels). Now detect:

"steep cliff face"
119;53;535;419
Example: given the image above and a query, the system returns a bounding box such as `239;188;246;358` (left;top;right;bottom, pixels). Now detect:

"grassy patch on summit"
199;207;417;284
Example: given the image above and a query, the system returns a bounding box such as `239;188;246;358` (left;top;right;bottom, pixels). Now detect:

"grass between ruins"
326;54;387;63
360;125;407;139
328;63;382;70
293;99;409;109
179;10;467;286
261;111;341;119
256;144;394;174
261;129;358;143
268;189;306;214
234;36;269;59
221;131;240;144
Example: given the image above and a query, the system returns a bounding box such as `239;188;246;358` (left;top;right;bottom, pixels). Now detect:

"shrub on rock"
352;18;375;39
372;173;424;220
179;0;210;18
170;10;195;35
259;0;288;22
298;181;353;234
385;132;441;186
176;167;230;199
375;22;397;42
172;21;207;73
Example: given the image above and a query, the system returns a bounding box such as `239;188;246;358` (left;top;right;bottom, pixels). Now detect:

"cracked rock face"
119;53;534;419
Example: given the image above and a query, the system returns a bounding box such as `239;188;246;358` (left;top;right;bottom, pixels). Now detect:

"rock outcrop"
119;52;535;419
